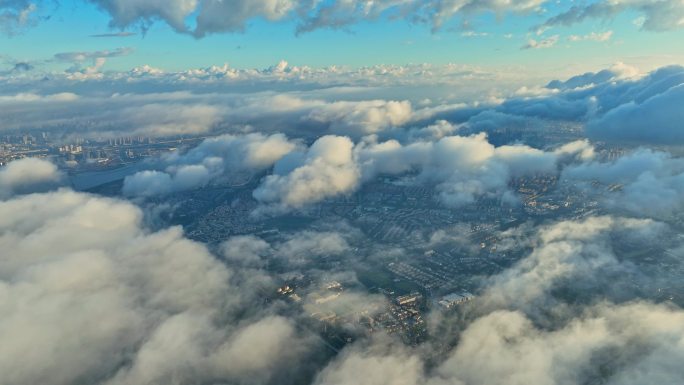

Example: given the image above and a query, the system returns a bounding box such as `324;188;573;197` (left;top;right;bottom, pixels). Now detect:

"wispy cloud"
521;35;559;50
568;31;613;42
89;31;136;38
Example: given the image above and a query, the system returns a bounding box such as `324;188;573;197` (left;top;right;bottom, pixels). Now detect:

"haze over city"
2;1;684;385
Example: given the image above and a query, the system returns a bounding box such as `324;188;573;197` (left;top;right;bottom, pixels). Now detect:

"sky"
2;0;684;76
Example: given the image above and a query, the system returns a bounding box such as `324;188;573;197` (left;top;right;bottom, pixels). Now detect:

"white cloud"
220;235;273;268
315;214;684;385
563;149;684;217
105;315;301;385
277;230;350;266
484;215;662;310
253;135;360;212
0;59;528;140
220;228;359;271
568;30;613;42
0;158;63;199
0;92;79;102
357;134;593;207
53;47;134;79
314;341;424;385
0;189;310;385
124;103;222;136
124;133;299;197
307;100;413;135
431;302;684;385
250;132;593;212
540;0;684;32
521;35;559;49
53;47;134;62
0;91;415;138
546;62;640;90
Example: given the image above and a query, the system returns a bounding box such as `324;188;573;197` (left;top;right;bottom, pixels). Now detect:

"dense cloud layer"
0;189;314;385
0;87;457;138
125;130;596;211
587;82;684;144
317;301;684;385
313;214;684;385
4;164;684;385
357;135;594;206
12;63;678;217
3;62;682;147
252;133;594;211
4;188;682;384
490;64;684;144
0;58;511;93
433;301;684;385
483;215;665;311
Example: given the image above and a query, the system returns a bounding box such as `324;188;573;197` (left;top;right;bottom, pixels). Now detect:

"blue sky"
1;0;683;75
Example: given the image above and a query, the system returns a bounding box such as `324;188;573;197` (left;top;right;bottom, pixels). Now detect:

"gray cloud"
0;0;39;35
11;61;33;72
539;0;684;33
53;47;134;62
587;82;684;144
563;149;684;217
82;0;545;38
484;64;684;145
